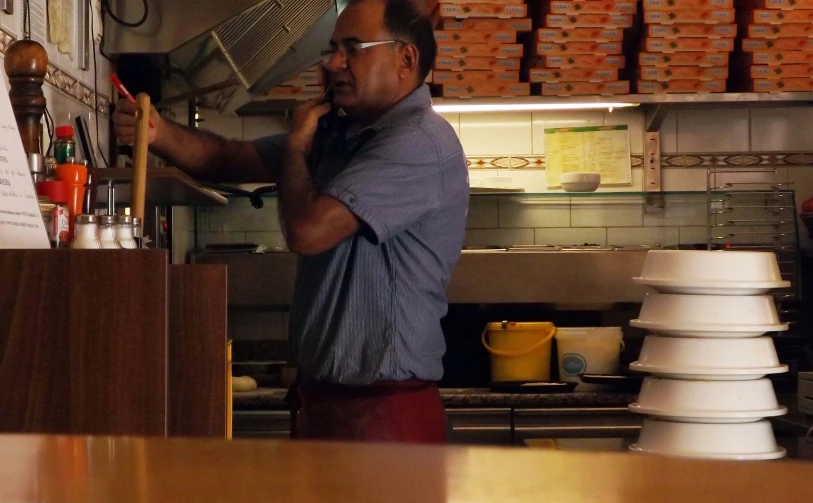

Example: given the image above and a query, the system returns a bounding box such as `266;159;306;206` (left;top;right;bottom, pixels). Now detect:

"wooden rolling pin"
131;93;151;220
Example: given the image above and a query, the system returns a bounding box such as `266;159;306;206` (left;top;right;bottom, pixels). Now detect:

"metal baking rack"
706;168;801;307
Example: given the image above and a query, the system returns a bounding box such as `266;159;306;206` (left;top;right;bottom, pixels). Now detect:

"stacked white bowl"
627;250;791;461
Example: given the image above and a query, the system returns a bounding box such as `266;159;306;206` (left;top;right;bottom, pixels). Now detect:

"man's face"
323;0;404;118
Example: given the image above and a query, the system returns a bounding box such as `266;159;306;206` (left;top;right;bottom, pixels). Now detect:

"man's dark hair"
349;0;437;83
383;0;437;83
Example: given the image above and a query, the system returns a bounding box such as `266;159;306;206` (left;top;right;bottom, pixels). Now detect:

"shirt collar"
345;84;432;139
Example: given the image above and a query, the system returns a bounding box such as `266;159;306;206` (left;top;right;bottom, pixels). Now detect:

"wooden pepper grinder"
4;40;48;155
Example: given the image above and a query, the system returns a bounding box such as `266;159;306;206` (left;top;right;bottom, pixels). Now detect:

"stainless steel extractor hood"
103;0;343;112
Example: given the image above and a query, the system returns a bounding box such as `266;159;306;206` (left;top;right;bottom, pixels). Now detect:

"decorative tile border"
468;153;813;170
0;28;110;116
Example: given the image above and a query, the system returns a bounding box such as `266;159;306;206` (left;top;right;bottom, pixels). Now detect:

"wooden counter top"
1;435;811;502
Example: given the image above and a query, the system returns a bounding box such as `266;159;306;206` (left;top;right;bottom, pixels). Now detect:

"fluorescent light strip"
432;102;640;113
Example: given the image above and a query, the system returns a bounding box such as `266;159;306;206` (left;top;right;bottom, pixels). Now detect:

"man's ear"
399;44;419;79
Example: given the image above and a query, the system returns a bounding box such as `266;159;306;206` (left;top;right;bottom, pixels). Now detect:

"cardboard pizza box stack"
526;1;634;96
637;0;736;94
261;65;325;101
737;0;813;92
434;0;532;97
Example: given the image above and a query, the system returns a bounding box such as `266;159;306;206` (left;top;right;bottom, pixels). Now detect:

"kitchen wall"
194;106;813;255
0;2;112;162
192;105;813;343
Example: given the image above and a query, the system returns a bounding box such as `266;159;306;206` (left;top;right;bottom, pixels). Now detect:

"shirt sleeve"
321;127;442;244
253;134;287;176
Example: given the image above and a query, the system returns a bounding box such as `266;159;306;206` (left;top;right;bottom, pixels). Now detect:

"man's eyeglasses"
320;40;401;65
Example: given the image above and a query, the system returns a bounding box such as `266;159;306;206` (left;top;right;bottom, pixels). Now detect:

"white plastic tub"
555;327;623;390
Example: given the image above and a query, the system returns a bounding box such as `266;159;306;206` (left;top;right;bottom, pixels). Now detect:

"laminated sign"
0;81;50;249
544;126;632;189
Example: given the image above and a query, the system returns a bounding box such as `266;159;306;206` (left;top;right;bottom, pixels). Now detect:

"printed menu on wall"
0;80;50;249
544;125;632;189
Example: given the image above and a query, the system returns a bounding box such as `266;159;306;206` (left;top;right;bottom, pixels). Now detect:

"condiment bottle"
35;180;70;248
43;156;58;179
115;215;137;249
98;215;121;249
133;217;143;249
70;214;102;249
54;125;77;164
55;162;88;241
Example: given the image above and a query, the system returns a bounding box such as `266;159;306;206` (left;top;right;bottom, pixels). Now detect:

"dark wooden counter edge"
233;388;638;410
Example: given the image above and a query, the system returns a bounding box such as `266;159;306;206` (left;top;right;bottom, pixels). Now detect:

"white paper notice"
24;0;49;47
0;82;50;249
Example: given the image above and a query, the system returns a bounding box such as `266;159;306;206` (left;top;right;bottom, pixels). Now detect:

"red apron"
288;377;447;444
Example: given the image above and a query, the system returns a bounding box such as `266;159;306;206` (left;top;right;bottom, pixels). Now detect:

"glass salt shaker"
133;217;143;249
115;215;138;249
70;214;102;249
98;215;122;249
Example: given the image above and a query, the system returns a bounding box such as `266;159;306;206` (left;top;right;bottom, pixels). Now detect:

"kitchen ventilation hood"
103;0;344;113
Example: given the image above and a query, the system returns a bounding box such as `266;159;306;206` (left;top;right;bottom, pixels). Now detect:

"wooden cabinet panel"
0;250;168;435
168;265;228;437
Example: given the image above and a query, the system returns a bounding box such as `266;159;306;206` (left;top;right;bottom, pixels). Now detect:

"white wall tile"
571;197;643;227
662;168;707;192
440;112;460;138
751;108;813;152
677;109;750;153
245;231;288;250
464;228;534;246
498;169;547;192
208;198;281;232
605;108;644;154
644;197;708;227
498;197;570;228
467;197;499;229
535;228;607;246
608;227;679;246
459;112;533;156
679;226;709;245
243;115;289;141
658;110;678;154
531;110;604;155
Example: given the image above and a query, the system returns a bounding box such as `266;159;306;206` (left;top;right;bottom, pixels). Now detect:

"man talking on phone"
113;0;468;443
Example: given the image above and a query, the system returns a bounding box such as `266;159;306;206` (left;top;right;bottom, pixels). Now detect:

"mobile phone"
317;83;338;134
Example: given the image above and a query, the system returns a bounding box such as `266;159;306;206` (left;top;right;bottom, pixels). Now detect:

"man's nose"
324;51;348;72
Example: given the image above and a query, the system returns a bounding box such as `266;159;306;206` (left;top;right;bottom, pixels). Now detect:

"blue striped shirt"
256;85;469;385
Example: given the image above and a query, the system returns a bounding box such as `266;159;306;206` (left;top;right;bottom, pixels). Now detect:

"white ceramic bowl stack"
627;250;790;461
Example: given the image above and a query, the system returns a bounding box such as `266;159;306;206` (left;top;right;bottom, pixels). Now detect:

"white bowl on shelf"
630;293;788;338
630;419;786;460
633;250;790;295
629;377;787;423
560;172;600;192
629;336;787;380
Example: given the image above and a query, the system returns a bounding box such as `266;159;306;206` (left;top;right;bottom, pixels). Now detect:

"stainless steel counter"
193;250;652;306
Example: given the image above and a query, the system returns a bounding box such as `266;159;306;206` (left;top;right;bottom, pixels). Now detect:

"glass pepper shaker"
133;217;143;249
70;214;102;249
98;215;121;249
115;215;137;249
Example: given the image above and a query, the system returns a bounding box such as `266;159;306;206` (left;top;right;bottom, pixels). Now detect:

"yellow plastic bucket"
482;321;556;382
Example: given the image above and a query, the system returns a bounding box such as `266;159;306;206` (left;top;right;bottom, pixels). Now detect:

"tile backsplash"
193;106;813;253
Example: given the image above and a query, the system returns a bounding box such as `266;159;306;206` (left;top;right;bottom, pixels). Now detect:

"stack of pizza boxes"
434;0;532;97
262;65;325;101
525;0;634;97
738;0;813;92
638;0;736;94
